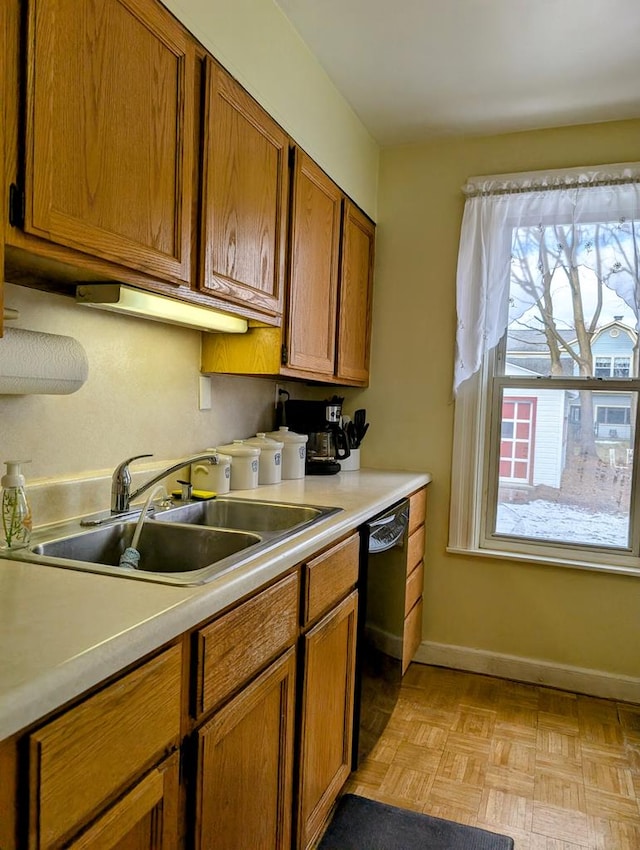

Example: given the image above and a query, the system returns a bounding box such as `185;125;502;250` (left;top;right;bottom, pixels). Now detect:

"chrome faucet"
111;453;219;513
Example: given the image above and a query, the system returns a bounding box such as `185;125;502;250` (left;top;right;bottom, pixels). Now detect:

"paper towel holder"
0;326;89;395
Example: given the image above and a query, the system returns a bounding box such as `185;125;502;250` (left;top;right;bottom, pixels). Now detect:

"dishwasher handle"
367;502;409;552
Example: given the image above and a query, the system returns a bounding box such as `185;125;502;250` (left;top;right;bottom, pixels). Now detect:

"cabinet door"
402;487;427;673
335;201;375;385
286;149;342;377
196;649;296;850
28;644;182;850
200;59;289;319
0;0;6;337
297;591;358;850
66;753;179;850
24;0;194;284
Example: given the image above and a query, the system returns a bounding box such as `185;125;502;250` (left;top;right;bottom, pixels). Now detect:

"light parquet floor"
346;664;640;849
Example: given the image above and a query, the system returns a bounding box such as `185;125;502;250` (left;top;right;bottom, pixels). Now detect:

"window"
450;162;640;574
595;356;631;378
596;406;631;426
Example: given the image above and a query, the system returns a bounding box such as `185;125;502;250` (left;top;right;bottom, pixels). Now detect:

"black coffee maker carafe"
284;398;351;474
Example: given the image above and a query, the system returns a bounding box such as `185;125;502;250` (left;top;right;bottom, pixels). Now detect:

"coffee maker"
284;398;351;474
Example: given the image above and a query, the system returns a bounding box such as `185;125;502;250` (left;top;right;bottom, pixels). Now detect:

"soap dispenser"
1;460;33;550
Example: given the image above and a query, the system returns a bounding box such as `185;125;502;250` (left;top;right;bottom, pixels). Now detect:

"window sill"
446;544;640;578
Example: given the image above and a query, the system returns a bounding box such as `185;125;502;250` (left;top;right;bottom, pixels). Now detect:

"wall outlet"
199;375;212;410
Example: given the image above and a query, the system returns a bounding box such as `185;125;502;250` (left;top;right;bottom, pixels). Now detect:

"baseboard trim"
414;640;640;703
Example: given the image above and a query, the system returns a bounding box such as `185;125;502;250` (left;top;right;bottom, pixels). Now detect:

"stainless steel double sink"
7;498;341;585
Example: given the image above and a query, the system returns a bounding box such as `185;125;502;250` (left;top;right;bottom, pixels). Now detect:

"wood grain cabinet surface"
27;643;182;850
335;200;375;384
191;573;300;850
194;570;299;718
200;150;376;387
195;648;296;850
295;533;360;849
284;148;343;377
65;752;180;850
302;532;360;625
0;0;5;338
5;0;375;359
21;0;195;285
199;59;289;321
402;487;428;673
297;590;359;850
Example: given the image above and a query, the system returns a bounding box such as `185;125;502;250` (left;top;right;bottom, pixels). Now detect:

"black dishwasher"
353;498;409;767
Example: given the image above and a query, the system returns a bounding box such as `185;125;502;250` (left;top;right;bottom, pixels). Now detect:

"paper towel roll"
0;328;89;395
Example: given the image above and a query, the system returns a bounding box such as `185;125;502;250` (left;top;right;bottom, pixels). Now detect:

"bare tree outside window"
493;218;640;549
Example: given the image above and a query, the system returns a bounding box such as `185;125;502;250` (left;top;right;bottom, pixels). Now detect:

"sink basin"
9;497;341;585
31;522;261;575
155;497;328;533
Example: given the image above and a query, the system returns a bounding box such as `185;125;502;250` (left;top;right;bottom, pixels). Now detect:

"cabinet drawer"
196;571;299;717
406;524;425;575
29;644;182;850
302;533;360;626
405;560;424;616
408;487;427;536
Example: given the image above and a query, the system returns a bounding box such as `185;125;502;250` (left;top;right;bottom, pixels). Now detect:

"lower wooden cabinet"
5;529;370;850
296;590;358;850
27;644;183;850
195;648;296;850
66;753;180;850
402;487;427;673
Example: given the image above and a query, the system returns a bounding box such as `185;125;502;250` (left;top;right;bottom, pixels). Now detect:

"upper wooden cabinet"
285;148;342;376
22;0;195;284
335;200;375;384
5;0;375;356
199;60;289;320
201;151;376;387
1;0;6;338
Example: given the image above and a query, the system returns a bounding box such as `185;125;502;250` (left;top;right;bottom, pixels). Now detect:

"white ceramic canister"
191;451;232;494
266;427;308;479
215;441;260;490
244;433;284;485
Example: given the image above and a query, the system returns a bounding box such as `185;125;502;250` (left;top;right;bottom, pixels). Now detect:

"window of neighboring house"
596;406;631;425
449;162;640;575
594;355;631;377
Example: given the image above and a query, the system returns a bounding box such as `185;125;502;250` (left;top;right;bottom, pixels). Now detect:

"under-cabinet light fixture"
75;284;248;334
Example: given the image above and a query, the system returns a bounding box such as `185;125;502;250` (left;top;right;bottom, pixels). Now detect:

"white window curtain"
454;161;640;395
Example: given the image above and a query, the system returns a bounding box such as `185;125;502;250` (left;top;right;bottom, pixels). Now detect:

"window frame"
451;166;640;576
594;355;631;378
449;346;640;578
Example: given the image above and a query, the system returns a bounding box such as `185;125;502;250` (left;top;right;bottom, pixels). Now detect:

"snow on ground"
496;500;629;548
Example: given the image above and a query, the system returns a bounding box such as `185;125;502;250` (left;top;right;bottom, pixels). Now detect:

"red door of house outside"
500;397;536;483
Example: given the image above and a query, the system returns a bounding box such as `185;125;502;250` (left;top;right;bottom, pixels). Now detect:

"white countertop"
0;469;430;742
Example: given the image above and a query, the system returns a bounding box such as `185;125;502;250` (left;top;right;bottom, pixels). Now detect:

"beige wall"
163;0;379;218
0;283;289;515
350;118;640;679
